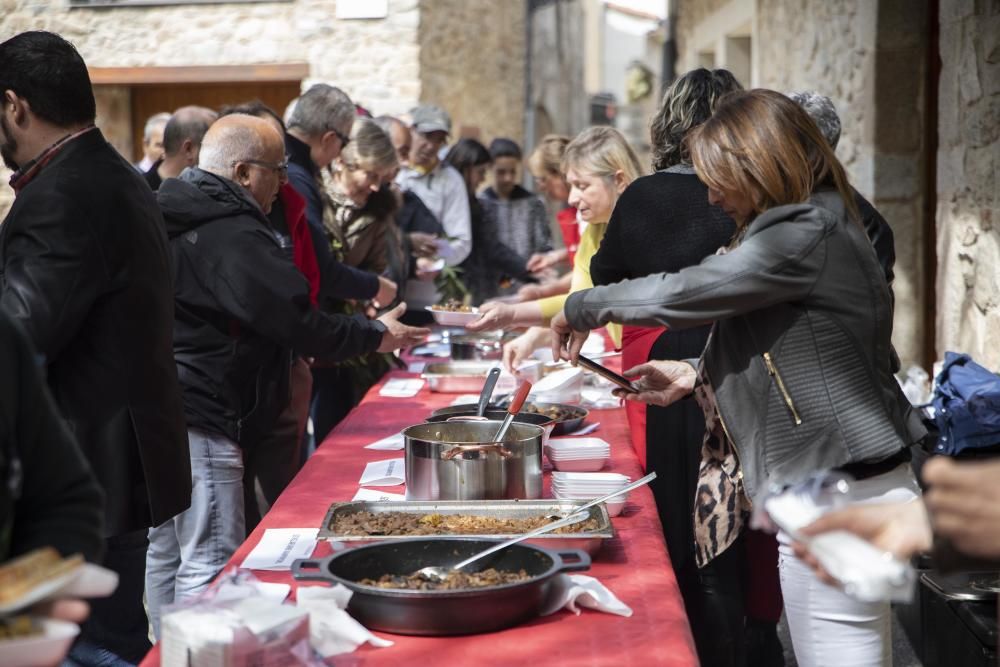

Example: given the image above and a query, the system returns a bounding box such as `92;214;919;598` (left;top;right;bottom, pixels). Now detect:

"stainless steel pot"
403;421;543;500
449;332;518;361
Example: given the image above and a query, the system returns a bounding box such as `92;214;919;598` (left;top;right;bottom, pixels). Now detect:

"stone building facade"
935;0;1000;368
675;0;950;372
0;0;531;215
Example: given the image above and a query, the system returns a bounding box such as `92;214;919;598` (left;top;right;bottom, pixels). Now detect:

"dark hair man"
285;83;397;309
148;114;427;636
144;104;217;191
0;31;191;663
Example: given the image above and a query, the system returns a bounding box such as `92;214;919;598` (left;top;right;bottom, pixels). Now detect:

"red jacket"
279;183;320;305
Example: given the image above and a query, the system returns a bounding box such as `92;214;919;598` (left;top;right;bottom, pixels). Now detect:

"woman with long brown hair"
552;89;925;666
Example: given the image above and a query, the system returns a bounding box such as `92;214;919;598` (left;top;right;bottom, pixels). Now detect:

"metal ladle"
415;509;590;583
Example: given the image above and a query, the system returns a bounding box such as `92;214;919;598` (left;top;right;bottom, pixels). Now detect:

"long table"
143;369;697;666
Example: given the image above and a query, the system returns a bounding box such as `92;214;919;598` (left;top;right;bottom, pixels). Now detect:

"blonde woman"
467;127;644;371
552;90;925;666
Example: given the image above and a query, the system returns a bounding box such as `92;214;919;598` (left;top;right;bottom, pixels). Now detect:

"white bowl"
550;457;608;472
0;618;80;667
546;437;611;453
552;471;628;483
425;306;480;327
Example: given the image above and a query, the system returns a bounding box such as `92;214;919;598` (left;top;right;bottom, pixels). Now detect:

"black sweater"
591;170;735;285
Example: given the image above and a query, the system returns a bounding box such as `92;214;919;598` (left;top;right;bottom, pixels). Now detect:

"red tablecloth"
142;370;697;667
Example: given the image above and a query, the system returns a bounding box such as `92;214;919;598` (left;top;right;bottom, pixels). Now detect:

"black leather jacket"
0;128;190;535
565;190;926;501
158;169;385;445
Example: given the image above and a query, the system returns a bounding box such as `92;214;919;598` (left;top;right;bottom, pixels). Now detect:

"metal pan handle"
291;554;336;582
552;549;592;573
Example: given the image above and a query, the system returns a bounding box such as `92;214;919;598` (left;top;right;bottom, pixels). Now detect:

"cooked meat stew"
359;568;531;590
332;511;600;536
430;300;473;313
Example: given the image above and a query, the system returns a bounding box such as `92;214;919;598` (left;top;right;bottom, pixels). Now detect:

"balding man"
144;104;217;190
148;114;428;636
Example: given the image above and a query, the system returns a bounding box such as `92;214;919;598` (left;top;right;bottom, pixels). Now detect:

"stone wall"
0;0;423;113
417;0;525;145
675;0;931;368
935;0;1000;367
0;0;424;218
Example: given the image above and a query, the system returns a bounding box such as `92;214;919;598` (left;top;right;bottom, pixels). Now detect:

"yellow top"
538;222;622;347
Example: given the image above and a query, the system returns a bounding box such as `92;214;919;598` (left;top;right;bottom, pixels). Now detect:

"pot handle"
553;549;592;573
291;553;336;583
445;416;489;422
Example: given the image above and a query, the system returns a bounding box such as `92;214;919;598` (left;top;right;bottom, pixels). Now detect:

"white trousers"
777;463;920;667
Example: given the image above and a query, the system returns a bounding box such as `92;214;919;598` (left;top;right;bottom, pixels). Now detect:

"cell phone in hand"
577;354;639;394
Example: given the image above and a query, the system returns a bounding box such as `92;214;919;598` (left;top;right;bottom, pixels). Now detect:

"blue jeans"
145;429;245;639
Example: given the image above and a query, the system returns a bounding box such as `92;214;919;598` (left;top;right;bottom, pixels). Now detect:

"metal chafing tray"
319;499;615;555
422;361;502;393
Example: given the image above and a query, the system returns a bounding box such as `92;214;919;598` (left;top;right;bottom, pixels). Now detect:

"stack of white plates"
551;471;630;517
544;437;610;472
530;366;584;404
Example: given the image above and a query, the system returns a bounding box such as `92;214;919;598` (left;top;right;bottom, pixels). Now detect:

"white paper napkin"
450;394;481;405
539;574;632;617
351;488;406;502
359;458;405;486
378;378;425;397
364;432;405;450
296;585;393;657
239;529;319;571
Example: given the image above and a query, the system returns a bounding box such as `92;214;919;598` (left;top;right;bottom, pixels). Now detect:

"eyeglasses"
332;127;351;148
235;156;289;177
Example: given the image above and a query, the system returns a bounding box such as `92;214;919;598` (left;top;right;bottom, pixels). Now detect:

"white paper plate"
0;618;79;667
0;563;118;616
425;306;481;327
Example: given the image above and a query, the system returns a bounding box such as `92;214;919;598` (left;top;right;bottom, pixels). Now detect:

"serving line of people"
5;27;1000;667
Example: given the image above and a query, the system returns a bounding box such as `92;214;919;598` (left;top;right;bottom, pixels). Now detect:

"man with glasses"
143;105;217;191
148;114;428;636
394;104;472;324
285;83;397;310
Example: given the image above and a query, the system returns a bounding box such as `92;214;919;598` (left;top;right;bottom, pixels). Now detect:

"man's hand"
795;500;932;586
373;276;397;309
924;457;1000;559
32;598;90;623
375;302;429;353
614;360;697;406
466;302;514;332
516;284;545;302
550;309;590;363
409;232;439;258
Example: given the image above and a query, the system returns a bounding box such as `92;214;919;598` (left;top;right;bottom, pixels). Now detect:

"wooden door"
130;81;302;161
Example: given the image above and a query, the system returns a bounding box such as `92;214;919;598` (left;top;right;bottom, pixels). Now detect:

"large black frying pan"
291;538;590;635
432;402;589;436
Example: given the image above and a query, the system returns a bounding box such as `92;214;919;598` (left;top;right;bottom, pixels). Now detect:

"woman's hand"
527;248;567;273
794;500;932;586
467;302;514;332
614;361;698;406
502;329;552;374
550;309;590;363
923;457;1000;559
517;284;546;302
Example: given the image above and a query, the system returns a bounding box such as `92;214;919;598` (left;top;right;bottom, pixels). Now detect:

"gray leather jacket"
565;191;925;502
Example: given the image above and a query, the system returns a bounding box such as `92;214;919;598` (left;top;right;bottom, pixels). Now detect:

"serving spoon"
415;509;590;583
